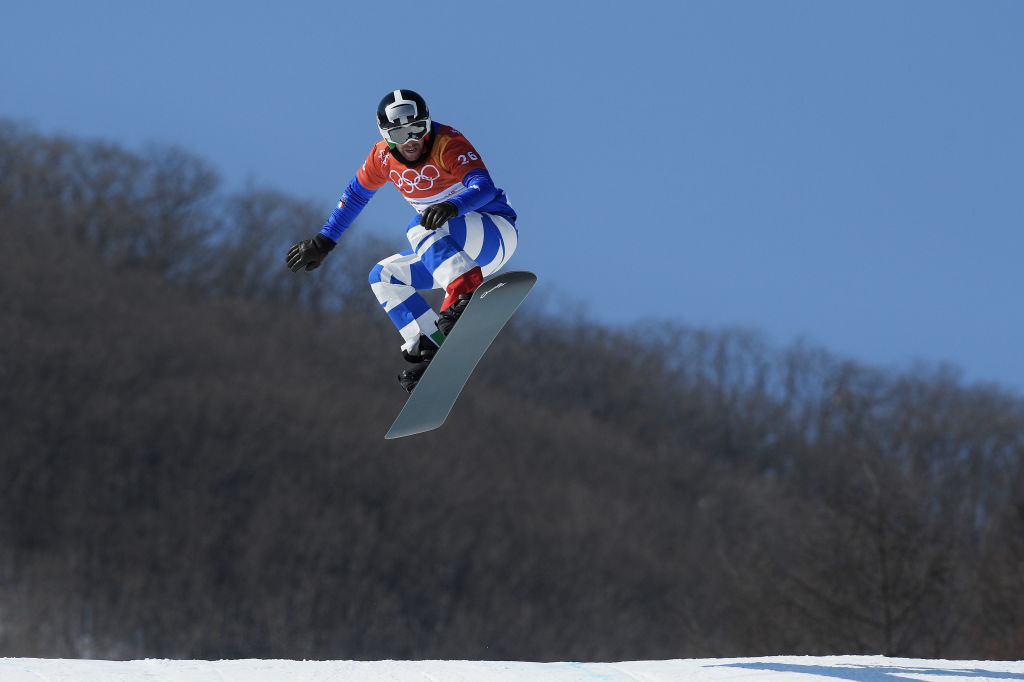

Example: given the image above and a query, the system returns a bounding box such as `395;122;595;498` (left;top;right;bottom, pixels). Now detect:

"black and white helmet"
376;89;431;146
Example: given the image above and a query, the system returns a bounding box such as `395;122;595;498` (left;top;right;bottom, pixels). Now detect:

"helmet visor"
381;120;430;145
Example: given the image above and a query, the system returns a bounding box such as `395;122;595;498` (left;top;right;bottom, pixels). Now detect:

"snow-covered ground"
1;655;1022;681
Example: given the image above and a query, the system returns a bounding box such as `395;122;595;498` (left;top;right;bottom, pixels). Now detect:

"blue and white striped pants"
369;211;518;352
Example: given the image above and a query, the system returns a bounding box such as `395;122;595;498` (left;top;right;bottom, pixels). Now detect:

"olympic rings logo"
390;164;441;194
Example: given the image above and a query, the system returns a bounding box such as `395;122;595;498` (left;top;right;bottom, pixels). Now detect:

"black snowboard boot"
397;334;441;393
436;293;473;337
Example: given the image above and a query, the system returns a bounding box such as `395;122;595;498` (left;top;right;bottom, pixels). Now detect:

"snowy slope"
1;655;1022;681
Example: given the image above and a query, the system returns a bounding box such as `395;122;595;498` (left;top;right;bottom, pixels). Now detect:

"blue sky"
5;1;1023;393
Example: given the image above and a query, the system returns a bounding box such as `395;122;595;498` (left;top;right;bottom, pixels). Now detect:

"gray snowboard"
385;270;537;439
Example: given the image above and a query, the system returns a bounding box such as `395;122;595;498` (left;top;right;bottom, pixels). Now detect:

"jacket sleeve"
320;175;377;242
448;168;499;216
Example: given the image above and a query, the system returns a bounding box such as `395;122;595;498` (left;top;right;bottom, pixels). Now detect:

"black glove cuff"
313;233;337;253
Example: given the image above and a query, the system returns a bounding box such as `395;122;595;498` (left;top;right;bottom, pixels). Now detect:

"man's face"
395;137;425;162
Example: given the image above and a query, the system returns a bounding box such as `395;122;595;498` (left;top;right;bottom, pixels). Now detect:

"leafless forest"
1;121;1022;661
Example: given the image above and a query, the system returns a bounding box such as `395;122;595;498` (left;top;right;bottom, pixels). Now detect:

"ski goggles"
381;120;430;145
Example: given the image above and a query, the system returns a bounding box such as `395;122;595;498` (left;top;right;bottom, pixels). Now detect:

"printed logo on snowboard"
479;281;506;299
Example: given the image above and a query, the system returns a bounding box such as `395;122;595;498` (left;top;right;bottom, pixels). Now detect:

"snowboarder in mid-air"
286;89;518;392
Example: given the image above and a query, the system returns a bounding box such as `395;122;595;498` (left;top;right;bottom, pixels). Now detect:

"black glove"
286;234;336;272
421;201;458;230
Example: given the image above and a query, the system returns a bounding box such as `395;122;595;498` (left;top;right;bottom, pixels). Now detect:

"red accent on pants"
441;266;483;311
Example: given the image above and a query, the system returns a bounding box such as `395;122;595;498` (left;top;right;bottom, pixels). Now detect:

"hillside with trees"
1;120;1022;661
